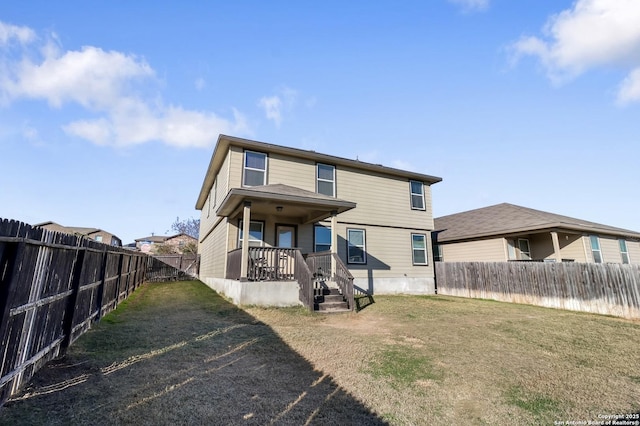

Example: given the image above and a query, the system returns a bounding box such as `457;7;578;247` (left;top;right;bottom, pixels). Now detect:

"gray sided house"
434;203;640;264
195;135;442;309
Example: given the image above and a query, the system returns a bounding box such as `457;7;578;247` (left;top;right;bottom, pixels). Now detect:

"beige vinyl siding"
268;153;316;192
529;234;553;260
199;219;228;278
598;235;614;262
554;234;586;262
336;166;433;229
228;146;244;188
441;238;506;262
627;240;640;264
324;222;434;279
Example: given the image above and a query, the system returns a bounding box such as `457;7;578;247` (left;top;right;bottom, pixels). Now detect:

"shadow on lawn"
0;281;387;426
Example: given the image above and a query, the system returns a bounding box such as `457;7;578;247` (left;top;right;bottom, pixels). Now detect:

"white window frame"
347;228;366;264
590;235;602;263
518;238;531;260
316;163;336;197
411;233;428;265
619;239;630;264
506;239;517;260
243;150;267;187
314;225;331;252
409;180;425;210
238;220;264;247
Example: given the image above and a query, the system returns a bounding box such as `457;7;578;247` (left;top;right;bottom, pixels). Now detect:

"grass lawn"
2;280;639;425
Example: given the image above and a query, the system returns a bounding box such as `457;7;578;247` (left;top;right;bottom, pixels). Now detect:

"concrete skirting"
353;277;436;295
202;277;302;307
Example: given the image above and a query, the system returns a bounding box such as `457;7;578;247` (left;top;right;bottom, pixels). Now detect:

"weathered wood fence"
0;219;148;405
151;253;199;278
436;262;640;319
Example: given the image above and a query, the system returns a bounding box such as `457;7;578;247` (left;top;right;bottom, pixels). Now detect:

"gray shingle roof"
435;203;640;242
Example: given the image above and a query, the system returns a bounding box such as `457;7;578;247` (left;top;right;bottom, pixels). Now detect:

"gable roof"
435;203;640;242
135;235;170;243
196;134;442;209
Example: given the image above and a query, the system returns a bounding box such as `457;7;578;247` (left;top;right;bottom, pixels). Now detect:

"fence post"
60;246;85;352
95;246;108;320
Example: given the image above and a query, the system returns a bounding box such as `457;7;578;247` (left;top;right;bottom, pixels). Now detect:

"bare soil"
2;280;639;425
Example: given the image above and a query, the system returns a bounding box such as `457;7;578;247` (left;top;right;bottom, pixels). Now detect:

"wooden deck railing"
225;247;297;281
294;251;314;312
306;251;355;311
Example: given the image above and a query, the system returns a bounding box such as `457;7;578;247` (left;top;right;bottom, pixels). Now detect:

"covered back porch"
216;184;357;311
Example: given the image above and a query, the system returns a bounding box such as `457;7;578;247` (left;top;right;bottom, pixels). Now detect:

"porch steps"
314;286;350;313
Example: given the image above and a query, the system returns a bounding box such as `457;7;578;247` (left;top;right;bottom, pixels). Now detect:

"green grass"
368;345;441;388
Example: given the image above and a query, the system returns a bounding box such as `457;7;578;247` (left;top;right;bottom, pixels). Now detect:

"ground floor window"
619;239;629;264
238;220;264;247
411;233;428;265
518;239;531;260
590;235;602;263
347;228;366;264
314;225;331;252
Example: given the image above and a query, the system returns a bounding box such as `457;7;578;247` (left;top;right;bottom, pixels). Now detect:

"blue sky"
2;0;639;244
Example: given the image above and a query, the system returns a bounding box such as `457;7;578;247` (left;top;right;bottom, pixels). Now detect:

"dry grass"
2;282;640;425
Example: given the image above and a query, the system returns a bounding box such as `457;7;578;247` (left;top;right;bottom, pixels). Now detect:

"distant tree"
155;243;177;255
169;217;200;238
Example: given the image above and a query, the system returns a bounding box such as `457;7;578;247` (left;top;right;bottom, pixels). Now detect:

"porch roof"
435;203;640;242
216;184;357;224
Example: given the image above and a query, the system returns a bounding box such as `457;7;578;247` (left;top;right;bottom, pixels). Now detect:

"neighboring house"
36;221;122;246
433;203;640;264
195;134;442;309
135;235;169;253
164;233;198;253
135;233;198;254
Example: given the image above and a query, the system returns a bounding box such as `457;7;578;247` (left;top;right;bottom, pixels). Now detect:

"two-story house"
195;135;442;310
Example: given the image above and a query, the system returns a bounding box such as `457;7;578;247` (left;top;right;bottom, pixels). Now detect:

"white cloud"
258;95;283;127
617;67;640;105
0;21;35;45
0;20;249;148
258;87;298;127
448;0;489;13
510;0;640;102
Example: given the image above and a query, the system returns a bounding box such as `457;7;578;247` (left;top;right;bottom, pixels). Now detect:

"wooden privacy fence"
151;253;199;278
0;219;148;405
436;261;640;319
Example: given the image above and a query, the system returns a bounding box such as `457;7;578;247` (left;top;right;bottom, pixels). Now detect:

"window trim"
238;220;265;248
411;233;428;265
517;238;531;260
242;150;267;187
314;225;332;253
619;239;630;264
316;163;336;197
590;235;602;263
346;228;366;264
409;180;425;211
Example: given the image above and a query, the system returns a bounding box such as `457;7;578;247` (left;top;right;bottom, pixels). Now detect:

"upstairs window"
243;151;267;187
347;229;366;264
317;163;336;197
619;239;630;264
590;235;602;263
410;180;425;210
314;225;331;252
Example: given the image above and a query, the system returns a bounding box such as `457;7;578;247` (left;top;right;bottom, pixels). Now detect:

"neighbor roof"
196;134;442;209
435;203;640;242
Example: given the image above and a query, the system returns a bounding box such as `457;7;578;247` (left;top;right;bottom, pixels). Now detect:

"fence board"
436;262;640;319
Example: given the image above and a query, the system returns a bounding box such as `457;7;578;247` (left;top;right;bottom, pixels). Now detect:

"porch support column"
240;201;251;280
551;231;562;263
330;210;337;278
